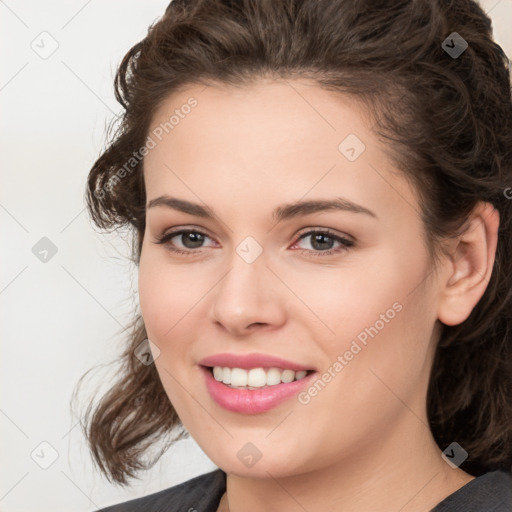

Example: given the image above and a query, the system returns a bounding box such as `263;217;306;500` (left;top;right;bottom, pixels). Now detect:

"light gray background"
1;1;511;511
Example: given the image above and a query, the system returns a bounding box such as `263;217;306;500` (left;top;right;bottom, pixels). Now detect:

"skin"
138;78;499;512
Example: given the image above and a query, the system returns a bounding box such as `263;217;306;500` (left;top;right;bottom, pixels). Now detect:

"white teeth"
213;366;224;382
231;368;248;387
281;369;296;383
266;367;282;386
247;368;266;387
211;366;309;388
221;367;231;384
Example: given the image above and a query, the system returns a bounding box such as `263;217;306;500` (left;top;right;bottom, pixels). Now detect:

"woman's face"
138;78;444;477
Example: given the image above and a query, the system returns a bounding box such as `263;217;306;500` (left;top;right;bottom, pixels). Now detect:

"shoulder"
432;471;512;512
93;468;226;512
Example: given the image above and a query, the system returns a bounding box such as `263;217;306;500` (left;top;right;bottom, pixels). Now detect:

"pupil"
312;233;333;251
183;232;204;248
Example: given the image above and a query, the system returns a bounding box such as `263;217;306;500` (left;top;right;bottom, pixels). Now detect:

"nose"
208;246;286;337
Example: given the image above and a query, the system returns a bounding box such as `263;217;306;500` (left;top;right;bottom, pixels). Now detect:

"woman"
79;0;512;510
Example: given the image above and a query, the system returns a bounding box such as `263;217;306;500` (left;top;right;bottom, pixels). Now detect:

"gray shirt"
95;469;512;512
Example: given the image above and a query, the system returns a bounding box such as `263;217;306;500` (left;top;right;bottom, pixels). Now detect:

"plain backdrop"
1;1;511;511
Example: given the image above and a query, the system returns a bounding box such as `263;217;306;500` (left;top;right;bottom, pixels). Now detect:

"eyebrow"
146;195;377;222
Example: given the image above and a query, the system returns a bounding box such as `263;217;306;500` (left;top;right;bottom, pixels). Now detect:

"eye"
152;227;354;257
290;229;354;256
153;228;216;255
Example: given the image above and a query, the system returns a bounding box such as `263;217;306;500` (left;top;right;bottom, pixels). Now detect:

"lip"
198;352;315;371
200;365;317;414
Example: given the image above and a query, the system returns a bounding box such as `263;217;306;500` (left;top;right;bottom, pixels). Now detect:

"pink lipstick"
198;353;317;414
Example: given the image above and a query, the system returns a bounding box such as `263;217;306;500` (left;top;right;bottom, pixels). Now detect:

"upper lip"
199;352;315;372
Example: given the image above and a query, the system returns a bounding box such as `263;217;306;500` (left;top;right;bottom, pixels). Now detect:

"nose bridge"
209;236;284;332
217;240;267;313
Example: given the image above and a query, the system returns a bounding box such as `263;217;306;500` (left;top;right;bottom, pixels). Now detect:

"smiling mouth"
203;365;316;389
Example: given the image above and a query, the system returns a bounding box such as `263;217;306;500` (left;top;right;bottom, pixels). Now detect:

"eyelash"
153;227;354;257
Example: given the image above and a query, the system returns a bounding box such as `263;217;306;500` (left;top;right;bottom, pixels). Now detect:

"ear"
437;201;500;326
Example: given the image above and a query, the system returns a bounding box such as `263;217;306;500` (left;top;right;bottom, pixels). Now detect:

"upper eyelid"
295;227;353;242
159;226;216;242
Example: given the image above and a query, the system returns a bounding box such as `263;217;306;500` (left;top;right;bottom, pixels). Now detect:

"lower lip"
200;365;317;414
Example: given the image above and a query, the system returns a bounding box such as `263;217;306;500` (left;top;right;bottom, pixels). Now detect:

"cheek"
278;246;425;340
138;249;207;341
137;250;202;407
322;263;436;413
301;243;435;376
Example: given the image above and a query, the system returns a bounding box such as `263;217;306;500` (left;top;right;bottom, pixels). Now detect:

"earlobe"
437;202;500;327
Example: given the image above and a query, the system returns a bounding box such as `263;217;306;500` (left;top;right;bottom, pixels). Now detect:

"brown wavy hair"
76;0;512;485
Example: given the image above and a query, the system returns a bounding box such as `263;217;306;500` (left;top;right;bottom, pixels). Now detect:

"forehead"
143;78;419;223
147;78;375;158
